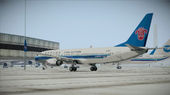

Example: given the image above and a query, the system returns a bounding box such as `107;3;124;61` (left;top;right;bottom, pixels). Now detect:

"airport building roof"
0;33;59;58
0;33;59;52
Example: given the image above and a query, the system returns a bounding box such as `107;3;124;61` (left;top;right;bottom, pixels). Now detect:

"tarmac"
0;58;170;95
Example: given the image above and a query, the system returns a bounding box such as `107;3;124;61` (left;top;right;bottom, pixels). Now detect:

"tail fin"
116;13;153;47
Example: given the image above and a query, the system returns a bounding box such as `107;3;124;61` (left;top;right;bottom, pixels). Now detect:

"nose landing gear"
69;61;78;72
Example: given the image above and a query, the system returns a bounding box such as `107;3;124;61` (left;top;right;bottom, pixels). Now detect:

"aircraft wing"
56;56;75;62
43;54;82;64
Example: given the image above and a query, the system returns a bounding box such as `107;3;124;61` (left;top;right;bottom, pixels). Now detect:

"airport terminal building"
0;33;59;59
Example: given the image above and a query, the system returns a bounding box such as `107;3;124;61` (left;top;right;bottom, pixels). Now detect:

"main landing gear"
90;64;97;71
69;66;77;72
69;61;78;72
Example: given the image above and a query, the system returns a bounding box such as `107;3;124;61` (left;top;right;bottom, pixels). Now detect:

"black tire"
56;60;63;66
69;67;73;72
69;67;77;72
94;67;97;71
73;67;77;72
42;67;46;70
90;67;93;71
90;66;97;71
117;66;122;69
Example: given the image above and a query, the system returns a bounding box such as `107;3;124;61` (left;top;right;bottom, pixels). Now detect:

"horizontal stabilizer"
125;44;147;51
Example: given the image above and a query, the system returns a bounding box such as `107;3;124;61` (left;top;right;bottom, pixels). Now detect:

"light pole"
24;0;27;70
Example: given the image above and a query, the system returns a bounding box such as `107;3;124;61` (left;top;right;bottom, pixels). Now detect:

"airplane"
131;39;170;61
35;13;153;72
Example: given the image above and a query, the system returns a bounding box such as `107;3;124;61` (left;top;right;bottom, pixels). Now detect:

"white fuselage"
40;47;145;64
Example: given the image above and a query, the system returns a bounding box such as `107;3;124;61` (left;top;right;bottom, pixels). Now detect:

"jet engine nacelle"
2;62;12;68
56;60;63;66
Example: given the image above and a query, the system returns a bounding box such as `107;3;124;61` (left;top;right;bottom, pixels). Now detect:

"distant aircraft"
0;60;21;68
35;13;153;72
0;60;34;68
131;39;170;61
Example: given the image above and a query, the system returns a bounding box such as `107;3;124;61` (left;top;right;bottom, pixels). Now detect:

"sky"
0;0;170;49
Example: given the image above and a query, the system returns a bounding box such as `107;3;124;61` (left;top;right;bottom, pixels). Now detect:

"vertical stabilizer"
116;13;153;47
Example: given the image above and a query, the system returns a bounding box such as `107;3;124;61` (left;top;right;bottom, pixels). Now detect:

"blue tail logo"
116;13;153;47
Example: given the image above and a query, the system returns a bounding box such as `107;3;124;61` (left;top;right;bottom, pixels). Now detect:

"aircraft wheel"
73;67;77;71
69;67;77;72
90;66;97;71
69;67;73;71
117;66;122;69
42;67;46;70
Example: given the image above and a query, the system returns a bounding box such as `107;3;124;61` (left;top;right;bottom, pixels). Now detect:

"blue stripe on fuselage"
35;56;54;61
35;54;110;61
62;54;109;59
131;57;168;61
